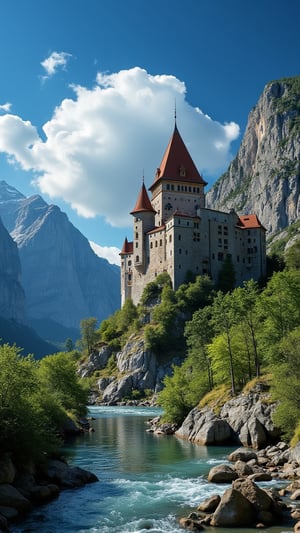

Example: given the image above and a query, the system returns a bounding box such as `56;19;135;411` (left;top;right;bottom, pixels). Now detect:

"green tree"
184;306;214;390
210;291;238;395
158;364;197;423
0;345;56;461
176;275;214;315
37;351;88;418
257;270;300;363
285;240;300;270
216;255;236;293
232;280;261;378
271;327;300;441
80;317;98;353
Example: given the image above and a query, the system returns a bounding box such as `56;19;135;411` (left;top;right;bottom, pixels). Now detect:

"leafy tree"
210;291;238;395
79;317;98;353
0;345;57;461
37;351;88;418
184;306;214;390
208;328;250;390
231;280;261;377
285;240;300;270
158;364;198;423
65;338;74;352
257;270;300;363
271;327;300;441
216;255;236;293
140;273;172;306
176;275;214;315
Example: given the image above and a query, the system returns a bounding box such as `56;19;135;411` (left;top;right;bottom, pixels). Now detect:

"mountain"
206;76;300;249
0;181;120;343
0;214;26;323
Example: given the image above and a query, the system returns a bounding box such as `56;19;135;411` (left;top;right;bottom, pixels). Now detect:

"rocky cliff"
0;181;120;342
206;76;300;244
0;216;26;323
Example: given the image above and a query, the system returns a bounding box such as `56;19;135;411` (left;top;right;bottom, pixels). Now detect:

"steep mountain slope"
206;76;300;245
0;215;26;323
0;181;120;342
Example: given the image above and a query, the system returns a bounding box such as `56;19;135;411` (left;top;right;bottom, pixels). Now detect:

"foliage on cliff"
158;265;300;441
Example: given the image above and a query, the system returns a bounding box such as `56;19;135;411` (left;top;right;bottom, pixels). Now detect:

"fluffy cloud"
0;102;12;112
41;51;72;77
89;241;120;266
0;67;239;227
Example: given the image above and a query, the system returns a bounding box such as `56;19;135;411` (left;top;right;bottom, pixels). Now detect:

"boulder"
228;447;257;462
40;459;98;488
175;407;233;445
0;484;31;514
178;517;204;530
233;459;254;477
211;487;255;527
197;494;220;513
294;521;300;533
207;464;238;483
232;478;273;513
78;345;112;378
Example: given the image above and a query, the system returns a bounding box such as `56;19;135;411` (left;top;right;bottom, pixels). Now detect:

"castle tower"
130;182;156;272
149;124;207;226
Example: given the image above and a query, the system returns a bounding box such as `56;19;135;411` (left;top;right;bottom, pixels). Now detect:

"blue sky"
0;0;299;264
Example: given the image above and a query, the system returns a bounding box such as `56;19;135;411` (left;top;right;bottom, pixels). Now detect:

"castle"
120;123;266;306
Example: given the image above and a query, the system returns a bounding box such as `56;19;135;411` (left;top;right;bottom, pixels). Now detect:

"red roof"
147;224;166;235
149;124;207;191
119;237;133;255
130;183;156;215
238;214;265;230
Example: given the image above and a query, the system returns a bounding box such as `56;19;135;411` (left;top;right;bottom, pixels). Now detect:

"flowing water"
14;406;293;533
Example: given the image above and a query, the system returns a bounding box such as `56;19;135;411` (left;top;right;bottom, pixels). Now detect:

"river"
14;406;293;533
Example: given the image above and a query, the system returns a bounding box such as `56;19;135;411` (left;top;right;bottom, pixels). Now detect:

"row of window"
166;184;201;193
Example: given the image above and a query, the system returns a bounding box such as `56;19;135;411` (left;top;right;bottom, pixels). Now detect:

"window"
135;242;138;248
218;252;224;261
128;274;132;281
179;248;182;254
178;234;181;240
160;239;162;246
150;242;153;249
128;260;132;266
169;235;172;242
136;255;139;262
135;232;138;239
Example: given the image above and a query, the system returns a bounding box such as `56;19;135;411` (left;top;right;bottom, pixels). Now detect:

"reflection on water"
13;406;293;533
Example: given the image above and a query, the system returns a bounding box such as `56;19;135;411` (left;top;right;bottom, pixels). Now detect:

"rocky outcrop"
0;216;26;324
175;407;233;445
87;334;182;404
175;385;280;449
206;76;300;243
0;453;97;529
0;181;120;343
180;442;300;530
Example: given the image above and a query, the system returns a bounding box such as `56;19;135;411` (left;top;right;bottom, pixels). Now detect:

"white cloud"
89;241;120;266
0;102;12;112
41;51;72;77
0;66;240;227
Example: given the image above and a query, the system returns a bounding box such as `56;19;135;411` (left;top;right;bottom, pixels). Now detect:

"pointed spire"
120;237;133;255
130;181;156;215
149;124;207;191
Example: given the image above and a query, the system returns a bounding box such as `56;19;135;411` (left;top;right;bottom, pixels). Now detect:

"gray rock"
41;459;98;488
206;77;300;242
0;455;16;484
197;494;221;512
0;484;31;514
207;464;238;483
175;407;233;445
211;487;255;527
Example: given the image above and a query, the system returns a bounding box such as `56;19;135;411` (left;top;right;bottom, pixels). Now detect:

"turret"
130;182;156;270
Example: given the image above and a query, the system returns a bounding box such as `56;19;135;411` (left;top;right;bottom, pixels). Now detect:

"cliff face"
0;216;26;323
206;77;300;239
0;181;120;341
